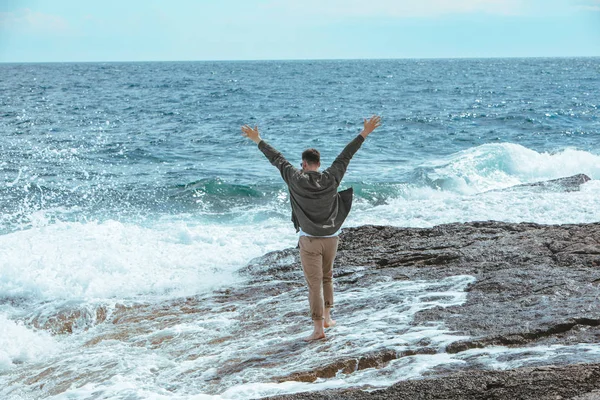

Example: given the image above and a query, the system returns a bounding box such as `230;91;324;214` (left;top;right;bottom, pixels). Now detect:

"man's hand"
360;115;382;138
241;125;262;144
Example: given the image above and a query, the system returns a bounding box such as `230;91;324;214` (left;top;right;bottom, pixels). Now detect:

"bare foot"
324;319;336;328
303;332;326;341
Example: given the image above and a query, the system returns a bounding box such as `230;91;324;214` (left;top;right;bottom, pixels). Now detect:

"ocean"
1;58;599;399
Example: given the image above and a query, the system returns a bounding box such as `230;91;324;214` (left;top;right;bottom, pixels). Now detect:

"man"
241;115;382;341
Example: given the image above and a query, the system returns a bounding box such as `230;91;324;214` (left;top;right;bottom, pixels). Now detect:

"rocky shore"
8;175;597;399
266;363;600;399
250;203;600;398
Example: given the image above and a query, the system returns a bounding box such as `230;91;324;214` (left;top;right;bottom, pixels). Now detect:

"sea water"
0;58;599;399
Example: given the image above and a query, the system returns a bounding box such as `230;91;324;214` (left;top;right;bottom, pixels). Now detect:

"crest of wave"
422;143;600;194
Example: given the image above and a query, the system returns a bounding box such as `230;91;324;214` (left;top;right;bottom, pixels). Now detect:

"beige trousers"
298;235;339;320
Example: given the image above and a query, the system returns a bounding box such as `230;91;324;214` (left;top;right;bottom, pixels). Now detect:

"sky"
0;0;599;62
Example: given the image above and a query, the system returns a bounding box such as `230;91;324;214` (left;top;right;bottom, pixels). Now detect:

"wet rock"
24;367;57;385
248;220;600;346
573;390;600;400
278;359;358;383
266;363;600;400
491;173;591;193
30;304;108;334
276;348;437;383
356;350;397;370
247;219;600;398
446;318;600;353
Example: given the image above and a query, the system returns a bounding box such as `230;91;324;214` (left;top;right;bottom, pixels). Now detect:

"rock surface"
492;173;591;192
339;221;600;345
245;219;600;399
247;221;600;348
266;363;600;400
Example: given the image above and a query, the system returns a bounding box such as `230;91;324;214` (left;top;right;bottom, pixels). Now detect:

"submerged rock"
490;173;591;192
29;303;108;334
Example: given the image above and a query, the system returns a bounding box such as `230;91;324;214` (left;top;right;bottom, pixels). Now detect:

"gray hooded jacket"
258;135;365;236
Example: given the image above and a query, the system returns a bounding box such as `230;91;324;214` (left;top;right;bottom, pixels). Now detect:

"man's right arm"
257;140;296;184
241;124;296;184
326;115;381;184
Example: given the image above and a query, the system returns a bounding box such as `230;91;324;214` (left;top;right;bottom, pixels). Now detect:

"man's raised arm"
241;124;296;184
326;115;381;185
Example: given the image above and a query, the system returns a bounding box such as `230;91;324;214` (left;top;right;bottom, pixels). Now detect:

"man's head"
301;148;320;171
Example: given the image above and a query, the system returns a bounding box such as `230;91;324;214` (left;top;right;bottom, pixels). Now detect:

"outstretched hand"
360;115;382;138
241;125;262;144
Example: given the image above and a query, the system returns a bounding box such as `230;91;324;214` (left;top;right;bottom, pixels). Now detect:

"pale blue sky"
1;0;599;62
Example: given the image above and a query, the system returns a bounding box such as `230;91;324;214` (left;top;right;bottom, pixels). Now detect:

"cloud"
575;0;600;11
0;8;69;33
577;0;600;11
261;0;526;18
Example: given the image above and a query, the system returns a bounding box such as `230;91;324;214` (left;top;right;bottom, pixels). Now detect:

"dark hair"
302;148;320;165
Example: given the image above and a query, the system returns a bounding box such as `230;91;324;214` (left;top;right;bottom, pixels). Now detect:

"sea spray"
0;315;59;372
0;218;297;301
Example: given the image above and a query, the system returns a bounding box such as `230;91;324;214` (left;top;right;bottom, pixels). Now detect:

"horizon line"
1;55;600;64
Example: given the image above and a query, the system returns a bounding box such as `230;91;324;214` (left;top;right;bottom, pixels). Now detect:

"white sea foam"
0;218;297;301
217;342;600;399
422;143;600;193
0;275;474;399
3;264;600;399
345;143;600;228
0;314;59;372
44;378;221;400
453;343;600;370
350;181;600;228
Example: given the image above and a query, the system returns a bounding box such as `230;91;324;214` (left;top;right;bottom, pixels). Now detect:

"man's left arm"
325;115;381;184
241;124;296;184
